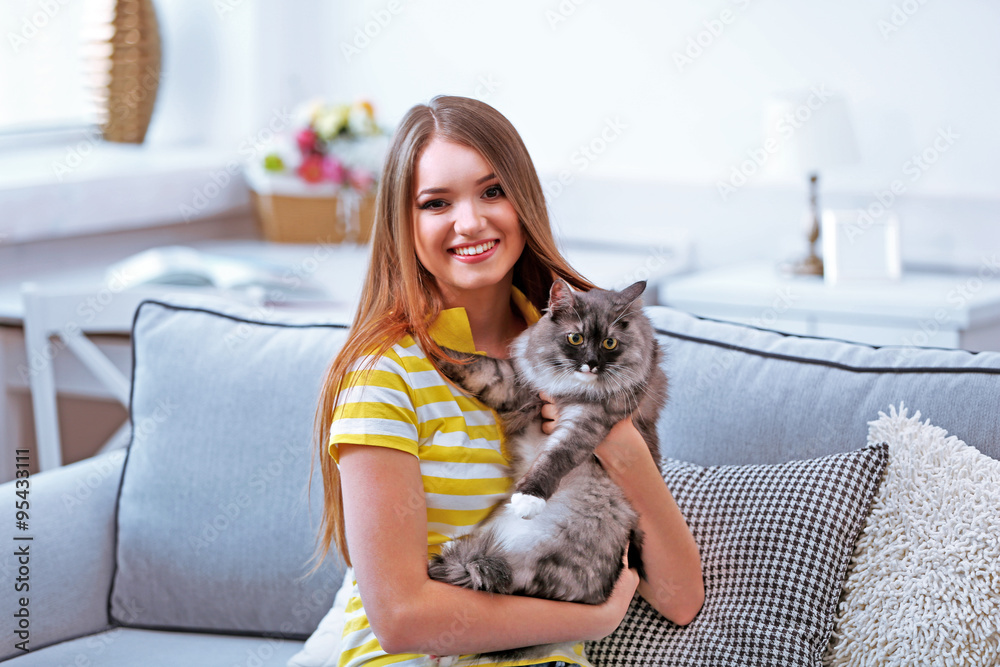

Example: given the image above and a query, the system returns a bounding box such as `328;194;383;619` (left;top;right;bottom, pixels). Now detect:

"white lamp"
765;90;860;276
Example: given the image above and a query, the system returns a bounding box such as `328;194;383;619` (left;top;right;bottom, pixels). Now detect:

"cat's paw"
510;492;546;519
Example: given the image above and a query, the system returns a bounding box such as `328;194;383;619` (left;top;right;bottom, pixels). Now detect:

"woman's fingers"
539;392;558;435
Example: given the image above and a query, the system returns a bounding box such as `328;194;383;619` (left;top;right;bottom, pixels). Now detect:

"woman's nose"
452;199;487;235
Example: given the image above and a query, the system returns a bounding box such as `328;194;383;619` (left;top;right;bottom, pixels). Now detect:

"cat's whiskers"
604;366;641;414
523;356;570;383
615;363;660;416
606;361;641;381
601;368;629;407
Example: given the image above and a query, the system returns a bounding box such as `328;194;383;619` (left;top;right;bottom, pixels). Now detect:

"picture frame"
822;209;902;286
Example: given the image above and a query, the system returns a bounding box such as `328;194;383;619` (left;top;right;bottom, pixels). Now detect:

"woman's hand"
539;391;559;435
594;418;650;476
592;549;640;639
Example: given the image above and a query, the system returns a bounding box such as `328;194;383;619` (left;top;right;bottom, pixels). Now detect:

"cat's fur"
426;279;668;664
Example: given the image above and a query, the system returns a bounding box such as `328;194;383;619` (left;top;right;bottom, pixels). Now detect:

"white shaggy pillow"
823;405;1000;666
288;568;354;667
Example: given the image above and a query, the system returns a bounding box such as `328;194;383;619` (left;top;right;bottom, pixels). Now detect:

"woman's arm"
337;442;639;657
592;419;705;625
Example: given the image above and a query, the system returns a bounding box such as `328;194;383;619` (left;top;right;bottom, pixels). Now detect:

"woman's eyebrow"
417;173;497;197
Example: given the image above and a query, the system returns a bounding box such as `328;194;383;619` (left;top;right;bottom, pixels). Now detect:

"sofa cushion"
824;405;1000;666
586;442;889;667
646;307;1000;465
110;300;350;637
5;627;303;666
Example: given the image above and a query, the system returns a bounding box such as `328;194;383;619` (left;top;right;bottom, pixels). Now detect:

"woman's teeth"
453;240;497;256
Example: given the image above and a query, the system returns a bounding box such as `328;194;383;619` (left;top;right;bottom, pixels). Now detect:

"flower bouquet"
245;99;389;244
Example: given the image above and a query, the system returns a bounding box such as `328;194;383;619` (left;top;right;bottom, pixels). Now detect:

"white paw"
510;492;546;519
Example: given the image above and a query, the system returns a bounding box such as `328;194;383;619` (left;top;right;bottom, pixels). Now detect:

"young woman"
313;95;703;667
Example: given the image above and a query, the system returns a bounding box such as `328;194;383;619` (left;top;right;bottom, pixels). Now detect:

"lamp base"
782;253;824;277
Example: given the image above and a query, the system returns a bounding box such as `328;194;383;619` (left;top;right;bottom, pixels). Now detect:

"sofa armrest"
1;449;125;660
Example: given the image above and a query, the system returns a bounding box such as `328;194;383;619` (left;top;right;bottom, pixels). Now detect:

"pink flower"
296;128;320;156
297;154;325;183
322;157;346;185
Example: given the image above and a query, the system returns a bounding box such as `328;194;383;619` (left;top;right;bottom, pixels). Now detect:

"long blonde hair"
311;95;594;568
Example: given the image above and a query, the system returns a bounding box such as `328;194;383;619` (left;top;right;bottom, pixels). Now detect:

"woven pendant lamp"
97;0;161;143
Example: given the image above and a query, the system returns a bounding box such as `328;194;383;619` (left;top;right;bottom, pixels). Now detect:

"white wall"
203;1;1000;269
313;1;998;191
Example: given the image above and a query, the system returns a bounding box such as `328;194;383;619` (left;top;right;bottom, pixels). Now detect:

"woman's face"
411;137;526;306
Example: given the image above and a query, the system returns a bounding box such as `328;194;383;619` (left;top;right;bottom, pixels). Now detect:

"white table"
661;262;1000;351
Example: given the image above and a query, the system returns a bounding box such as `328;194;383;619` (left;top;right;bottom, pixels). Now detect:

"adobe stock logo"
542;117;628;201
877;0;932;39
672;0;755;73
7;0;72;53
716;85;834;201
545;0;590;30
340;1;407;63
846;126;959;242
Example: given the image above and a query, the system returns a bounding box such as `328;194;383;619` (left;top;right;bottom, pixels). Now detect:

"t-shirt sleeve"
328;350;419;463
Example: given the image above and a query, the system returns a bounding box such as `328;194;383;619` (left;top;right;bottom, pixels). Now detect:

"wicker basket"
251;190;375;244
97;0;162;144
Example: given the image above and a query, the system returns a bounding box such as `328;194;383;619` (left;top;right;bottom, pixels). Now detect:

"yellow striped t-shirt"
329;287;592;667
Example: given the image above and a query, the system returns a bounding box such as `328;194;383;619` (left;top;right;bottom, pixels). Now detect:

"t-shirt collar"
428;286;541;355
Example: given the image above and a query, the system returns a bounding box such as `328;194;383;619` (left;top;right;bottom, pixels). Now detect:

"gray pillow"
110;299;349;638
586;443;889;667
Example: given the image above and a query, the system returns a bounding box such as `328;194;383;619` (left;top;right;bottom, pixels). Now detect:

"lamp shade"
764;90;860;174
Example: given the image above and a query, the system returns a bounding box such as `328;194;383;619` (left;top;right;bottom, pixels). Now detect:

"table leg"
0;327;18;482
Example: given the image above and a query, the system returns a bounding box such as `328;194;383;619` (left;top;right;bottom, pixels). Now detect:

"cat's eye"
602;338;618;350
567;333;583;346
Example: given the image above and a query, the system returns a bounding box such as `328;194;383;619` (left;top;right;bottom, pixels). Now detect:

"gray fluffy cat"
427;279;667;663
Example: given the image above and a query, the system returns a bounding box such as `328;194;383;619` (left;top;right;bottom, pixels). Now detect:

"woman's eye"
483;184;504;199
567;333;583;346
602;338;618;350
418;199;447;210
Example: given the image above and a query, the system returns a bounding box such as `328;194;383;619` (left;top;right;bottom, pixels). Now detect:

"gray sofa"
3;297;998;665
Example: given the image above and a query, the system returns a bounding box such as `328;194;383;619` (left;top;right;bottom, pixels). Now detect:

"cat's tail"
427;530;513;594
628;525;647;582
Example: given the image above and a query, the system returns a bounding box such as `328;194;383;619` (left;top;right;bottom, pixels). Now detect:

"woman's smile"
449;239;500;261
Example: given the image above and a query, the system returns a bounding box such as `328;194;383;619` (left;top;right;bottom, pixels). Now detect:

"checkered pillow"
587;443;889;667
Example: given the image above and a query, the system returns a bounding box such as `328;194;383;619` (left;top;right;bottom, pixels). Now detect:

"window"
1;0;109;138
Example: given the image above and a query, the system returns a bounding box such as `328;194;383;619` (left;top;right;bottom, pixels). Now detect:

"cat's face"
517;280;650;396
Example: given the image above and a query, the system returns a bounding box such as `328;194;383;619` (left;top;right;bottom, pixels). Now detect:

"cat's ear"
616;280;647;307
547;278;576;316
